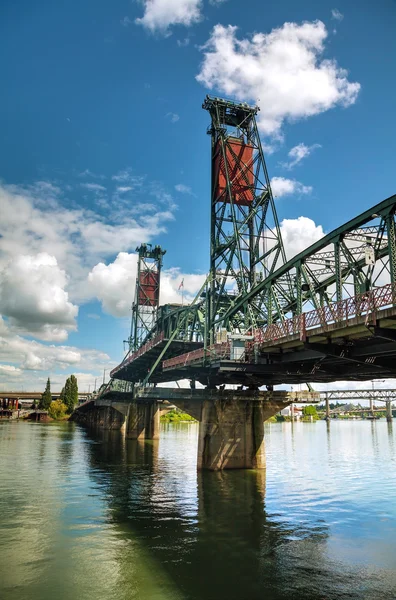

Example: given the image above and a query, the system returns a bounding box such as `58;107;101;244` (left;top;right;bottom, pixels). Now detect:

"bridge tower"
202;96;290;343
128;244;166;352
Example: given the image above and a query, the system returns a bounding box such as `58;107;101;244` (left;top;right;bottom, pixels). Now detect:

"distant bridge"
320;389;396;421
0;391;91;410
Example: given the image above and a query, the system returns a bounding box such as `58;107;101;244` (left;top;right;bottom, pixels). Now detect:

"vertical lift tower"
203;96;290;345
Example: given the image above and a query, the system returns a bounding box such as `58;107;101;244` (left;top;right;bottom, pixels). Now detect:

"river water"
1;420;396;600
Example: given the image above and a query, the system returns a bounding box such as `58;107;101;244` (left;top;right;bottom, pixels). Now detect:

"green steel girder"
114;95;396;390
218;195;396;325
202;95;292;342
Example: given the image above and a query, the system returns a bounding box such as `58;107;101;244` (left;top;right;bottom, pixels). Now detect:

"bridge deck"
155;304;396;386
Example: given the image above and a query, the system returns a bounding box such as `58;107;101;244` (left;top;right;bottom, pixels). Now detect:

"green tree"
48;400;68;420
39;377;52;410
70;374;78;407
63;375;78;414
302;405;318;419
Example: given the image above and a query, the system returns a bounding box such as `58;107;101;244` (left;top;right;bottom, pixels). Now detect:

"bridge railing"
163;342;233;370
255;282;396;345
110;332;165;377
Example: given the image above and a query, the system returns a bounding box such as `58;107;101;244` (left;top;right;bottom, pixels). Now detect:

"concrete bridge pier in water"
72;388;318;470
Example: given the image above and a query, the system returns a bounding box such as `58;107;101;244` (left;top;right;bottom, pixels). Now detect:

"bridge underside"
113;338;203;383
113;305;396;387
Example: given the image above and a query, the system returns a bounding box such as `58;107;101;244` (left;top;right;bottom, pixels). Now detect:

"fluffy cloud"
0;180;175;302
0;364;22;376
88;252;206;317
280;216;325;259
282;142;321;169
160;268;207;305
197;21;360;138
88;253;138;317
136;0;202;34
0;317;110;375
0;253;78;341
271;177;312;197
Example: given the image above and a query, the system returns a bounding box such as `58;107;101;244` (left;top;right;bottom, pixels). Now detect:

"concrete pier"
72;388;319;470
197;397;288;470
386;400;393;422
126;401;160;440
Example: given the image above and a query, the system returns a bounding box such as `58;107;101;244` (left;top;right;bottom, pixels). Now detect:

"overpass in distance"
75;96;396;470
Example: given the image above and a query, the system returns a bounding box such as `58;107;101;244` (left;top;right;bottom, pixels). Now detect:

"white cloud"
197;21;360;138
177;37;190;47
271;176;312;197
0;174;178;386
0;179;175;304
331;8;344;21
87;252;206;317
78;169;106;180
116;186;133;193
120;16;132;27
88;253;138;317
282;142;321;169
166;112;180;123
0;253;78;341
136;0;202;34
0;364;22;376
280;216;325;259
81;183;107;192
0;317;110;375
111;170;145;187
160;268;207;305
175;183;193;195
209;0;228;4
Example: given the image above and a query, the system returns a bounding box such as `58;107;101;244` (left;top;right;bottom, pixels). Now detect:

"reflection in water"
1;421;396;599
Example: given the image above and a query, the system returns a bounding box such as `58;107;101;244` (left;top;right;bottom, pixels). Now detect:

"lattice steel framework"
202;96;291;343
221;195;396;332
128;244;166;352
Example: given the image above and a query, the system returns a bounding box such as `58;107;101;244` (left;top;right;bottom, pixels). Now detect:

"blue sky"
0;0;395;391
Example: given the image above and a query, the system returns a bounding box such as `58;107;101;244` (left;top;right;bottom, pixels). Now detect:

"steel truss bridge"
108;96;396;392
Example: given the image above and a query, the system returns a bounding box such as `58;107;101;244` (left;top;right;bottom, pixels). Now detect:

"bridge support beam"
325;395;330;420
386;401;393;422
127;400;160;440
197;397;288;470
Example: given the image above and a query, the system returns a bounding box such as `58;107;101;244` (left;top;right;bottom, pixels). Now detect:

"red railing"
255;282;396;345
112;283;396;375
163;342;232;370
110;332;165;377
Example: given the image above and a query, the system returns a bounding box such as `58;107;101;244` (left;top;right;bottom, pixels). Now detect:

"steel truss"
202;96;291;341
225;193;396;337
110;95;396;388
129;244;166;352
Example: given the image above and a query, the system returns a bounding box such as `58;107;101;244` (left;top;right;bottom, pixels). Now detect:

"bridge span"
75;96;396;470
320;388;396;421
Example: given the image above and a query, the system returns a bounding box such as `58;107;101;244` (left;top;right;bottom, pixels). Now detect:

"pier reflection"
85;426;330;600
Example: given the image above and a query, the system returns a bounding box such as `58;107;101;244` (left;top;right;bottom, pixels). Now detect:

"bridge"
74;95;396;470
0;391;91;411
319;388;396;421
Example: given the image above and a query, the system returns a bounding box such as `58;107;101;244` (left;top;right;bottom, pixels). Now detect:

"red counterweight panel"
138;270;159;306
214;138;254;205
